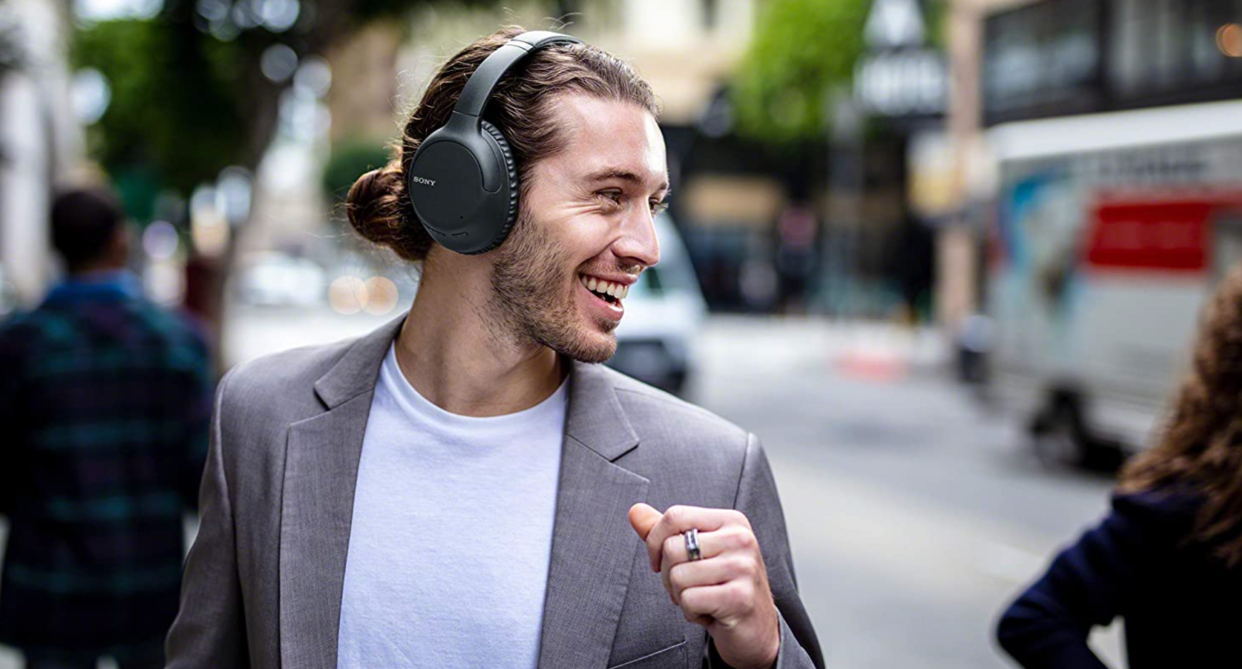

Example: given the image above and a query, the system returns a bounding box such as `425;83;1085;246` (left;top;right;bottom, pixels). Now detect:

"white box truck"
985;99;1242;464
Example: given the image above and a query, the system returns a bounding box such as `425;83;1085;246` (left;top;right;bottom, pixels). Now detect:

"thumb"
628;503;662;541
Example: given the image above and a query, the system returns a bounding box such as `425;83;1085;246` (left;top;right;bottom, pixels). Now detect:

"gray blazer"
165;311;824;669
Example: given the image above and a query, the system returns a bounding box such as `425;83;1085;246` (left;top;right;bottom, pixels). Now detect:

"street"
687;316;1123;669
0;314;1125;668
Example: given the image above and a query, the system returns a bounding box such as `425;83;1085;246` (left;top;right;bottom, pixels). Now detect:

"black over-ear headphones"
405;31;583;255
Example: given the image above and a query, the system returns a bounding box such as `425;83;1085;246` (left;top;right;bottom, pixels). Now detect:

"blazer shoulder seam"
613;386;739;428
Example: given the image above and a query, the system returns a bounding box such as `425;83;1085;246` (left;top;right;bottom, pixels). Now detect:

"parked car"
608;214;708;395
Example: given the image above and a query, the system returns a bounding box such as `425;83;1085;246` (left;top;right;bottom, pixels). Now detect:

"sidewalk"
700;314;949;381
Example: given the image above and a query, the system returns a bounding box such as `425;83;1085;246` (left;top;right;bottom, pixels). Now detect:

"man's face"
489;94;668;364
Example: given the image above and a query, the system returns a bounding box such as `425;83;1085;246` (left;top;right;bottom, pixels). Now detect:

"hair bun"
345;161;430;261
346;165;399;236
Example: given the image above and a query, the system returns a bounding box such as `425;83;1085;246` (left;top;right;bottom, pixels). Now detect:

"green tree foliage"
731;0;869;146
71;0;468;203
322;139;391;203
73;18;244;195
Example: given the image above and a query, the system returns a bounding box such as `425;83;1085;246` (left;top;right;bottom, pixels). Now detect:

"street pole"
831;93;865;320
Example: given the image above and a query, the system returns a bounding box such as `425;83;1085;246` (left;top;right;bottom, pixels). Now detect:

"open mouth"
578;273;630;306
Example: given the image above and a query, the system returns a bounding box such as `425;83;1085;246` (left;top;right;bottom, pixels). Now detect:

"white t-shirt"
336;343;568;668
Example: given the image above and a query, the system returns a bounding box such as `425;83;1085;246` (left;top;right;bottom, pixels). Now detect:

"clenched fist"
629;503;780;669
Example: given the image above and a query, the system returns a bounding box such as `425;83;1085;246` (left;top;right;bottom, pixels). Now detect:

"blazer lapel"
278;312;407;669
277;318;646;668
538;362;648;668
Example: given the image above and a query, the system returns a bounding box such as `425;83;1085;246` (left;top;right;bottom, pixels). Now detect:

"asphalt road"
685;316;1123;669
0;312;1125;668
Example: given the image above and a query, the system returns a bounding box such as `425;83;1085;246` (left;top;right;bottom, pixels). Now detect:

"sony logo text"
411;176;437;187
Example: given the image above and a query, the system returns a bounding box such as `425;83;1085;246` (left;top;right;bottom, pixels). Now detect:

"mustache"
580;261;644;278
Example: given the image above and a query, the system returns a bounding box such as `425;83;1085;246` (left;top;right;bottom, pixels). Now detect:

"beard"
488;208;618;364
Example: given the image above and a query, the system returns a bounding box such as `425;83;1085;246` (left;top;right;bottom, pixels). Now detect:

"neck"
394;259;564;417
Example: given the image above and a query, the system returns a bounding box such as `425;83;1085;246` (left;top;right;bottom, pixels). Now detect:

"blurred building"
833;0;947;322
0;0;81;309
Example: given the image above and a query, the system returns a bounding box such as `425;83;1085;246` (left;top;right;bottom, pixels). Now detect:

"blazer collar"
564;360;640;461
312;311;408;410
311;308;641;463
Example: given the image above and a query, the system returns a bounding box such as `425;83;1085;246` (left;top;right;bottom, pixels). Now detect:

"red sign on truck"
1083;199;1222;273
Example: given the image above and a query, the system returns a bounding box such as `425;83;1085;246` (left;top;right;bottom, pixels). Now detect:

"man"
166;28;823;669
0;187;213;668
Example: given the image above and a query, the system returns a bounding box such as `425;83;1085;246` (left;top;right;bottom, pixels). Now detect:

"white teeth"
579;274;629;302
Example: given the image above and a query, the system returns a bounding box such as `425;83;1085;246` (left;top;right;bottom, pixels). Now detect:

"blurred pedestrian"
0;187;213;669
996;261;1242;668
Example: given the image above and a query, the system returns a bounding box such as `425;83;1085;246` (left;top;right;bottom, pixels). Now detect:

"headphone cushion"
470;119;520;255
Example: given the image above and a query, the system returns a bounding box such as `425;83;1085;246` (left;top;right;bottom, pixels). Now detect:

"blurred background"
4;0;1242;666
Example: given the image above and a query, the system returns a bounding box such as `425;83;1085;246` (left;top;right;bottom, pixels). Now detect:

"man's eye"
650;200;669;215
598;191;623;206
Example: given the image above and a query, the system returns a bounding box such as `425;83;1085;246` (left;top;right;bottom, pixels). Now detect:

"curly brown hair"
345;26;658;263
1119;261;1242;567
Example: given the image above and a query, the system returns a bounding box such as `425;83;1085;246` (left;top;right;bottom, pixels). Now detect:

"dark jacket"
0;271;213;662
996;490;1242;669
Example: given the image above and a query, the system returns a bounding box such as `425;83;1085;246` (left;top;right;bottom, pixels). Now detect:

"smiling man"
165;27;823;669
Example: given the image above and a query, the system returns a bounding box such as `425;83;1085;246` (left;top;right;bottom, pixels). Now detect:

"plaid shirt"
0;270;213;661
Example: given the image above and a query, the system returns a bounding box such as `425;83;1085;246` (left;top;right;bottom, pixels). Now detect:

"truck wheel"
1031;401;1124;472
1031;403;1085;468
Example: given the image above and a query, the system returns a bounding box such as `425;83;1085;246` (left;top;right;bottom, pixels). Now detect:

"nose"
612;206;661;269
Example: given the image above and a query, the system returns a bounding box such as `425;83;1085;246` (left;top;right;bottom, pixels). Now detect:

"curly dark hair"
345;26;658;263
1119;261;1242;566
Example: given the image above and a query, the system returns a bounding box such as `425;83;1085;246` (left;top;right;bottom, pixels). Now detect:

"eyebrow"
584;168;671;194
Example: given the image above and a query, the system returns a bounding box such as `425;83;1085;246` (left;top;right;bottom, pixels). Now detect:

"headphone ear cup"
471;119;519;254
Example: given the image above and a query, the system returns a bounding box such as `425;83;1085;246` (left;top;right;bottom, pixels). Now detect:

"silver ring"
684;528;702;561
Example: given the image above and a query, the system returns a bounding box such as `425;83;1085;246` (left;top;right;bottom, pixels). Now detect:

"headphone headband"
452;31;583;119
406;30;584;255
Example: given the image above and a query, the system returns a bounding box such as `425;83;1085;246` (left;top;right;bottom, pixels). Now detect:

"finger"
667;556;752;605
661;548;674;603
679;581;755;625
660;525;756;568
660;528;756;605
645;506;741;572
628;503;662;542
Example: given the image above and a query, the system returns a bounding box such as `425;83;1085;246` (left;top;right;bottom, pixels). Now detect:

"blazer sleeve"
995;492;1194;669
165;365;250;668
708;433;825;669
